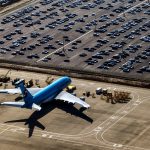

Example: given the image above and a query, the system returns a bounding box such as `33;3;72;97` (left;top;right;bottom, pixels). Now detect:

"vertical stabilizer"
15;79;33;105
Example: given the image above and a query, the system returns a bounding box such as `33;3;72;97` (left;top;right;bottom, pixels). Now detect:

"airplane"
0;76;90;111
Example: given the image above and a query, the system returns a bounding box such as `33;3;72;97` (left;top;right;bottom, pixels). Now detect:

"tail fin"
15;79;33;105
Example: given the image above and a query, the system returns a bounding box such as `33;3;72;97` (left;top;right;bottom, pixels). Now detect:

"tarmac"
0;68;150;150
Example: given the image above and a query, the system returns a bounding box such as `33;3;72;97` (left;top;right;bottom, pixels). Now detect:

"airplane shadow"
5;101;93;137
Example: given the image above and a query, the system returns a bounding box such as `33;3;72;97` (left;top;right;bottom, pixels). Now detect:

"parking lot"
0;0;150;82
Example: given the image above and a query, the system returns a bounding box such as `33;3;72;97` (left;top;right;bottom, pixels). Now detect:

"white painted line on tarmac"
98;96;150;150
49;135;53;138
0;127;11;135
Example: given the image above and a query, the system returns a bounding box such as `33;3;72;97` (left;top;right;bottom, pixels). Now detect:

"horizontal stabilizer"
0;101;25;108
0;102;41;111
0;89;21;94
0;88;42;95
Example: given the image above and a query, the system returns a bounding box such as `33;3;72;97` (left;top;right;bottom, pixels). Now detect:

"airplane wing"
0;88;42;95
0;101;41;111
55;91;90;108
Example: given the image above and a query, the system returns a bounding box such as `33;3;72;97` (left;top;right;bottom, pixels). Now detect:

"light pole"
62;33;69;58
120;0;126;18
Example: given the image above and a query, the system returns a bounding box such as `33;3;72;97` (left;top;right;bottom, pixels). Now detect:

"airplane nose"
67;77;71;83
65;76;71;83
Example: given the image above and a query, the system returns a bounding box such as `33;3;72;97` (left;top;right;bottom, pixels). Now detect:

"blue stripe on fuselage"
32;76;71;104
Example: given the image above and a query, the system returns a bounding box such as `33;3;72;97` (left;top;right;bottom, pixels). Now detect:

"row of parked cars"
1;6;36;24
120;46;150;73
0;0;17;6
